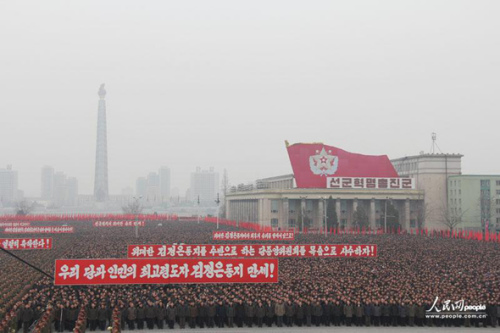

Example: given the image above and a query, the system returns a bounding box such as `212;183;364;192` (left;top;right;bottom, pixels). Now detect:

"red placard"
287;143;399;188
1;238;52;250
93;221;145;227
212;231;295;241
3;226;74;234
128;244;377;258
0;222;31;227
54;258;278;285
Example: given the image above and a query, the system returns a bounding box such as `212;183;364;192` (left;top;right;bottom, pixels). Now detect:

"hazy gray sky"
1;0;499;197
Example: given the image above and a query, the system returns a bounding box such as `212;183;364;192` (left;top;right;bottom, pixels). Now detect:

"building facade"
391;153;462;230
227;143;424;231
448;175;500;232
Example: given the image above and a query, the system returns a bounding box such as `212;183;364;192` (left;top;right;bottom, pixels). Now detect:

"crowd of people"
0;220;499;332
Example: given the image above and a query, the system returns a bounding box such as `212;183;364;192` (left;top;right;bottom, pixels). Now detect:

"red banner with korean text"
286;142;399;188
0;222;31;227
128;244;377;258
212;231;295;241
54;258;278;285
93;221;145;227
3;226;74;234
1;238;52;250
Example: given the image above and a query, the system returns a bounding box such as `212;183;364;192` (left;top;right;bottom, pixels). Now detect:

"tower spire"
94;83;109;202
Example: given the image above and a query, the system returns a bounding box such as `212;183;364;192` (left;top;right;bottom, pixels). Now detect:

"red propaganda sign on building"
327;177;414;189
212;231;295;241
0;222;31;227
54;258;278;285
128;244;377;258
1;238;52;250
286;142;399;188
93;221;145;227
3;226;74;234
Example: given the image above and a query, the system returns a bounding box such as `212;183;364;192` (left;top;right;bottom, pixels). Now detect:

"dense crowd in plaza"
0;220;499;332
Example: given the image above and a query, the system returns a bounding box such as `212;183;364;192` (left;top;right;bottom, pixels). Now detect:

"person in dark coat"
285;301;295;327
265;301;274;327
364;302;373;326
344;301;353;327
188;303;197;328
355;302;364;326
166;302;175;329
225;302;235;328
244;301;255;327
65;304;78;331
21;304;34;333
391;302;399;326
332;301;341;326
126;303;137;330
177;301;188;329
145;301;156;329
207;302;216;328
381;302;390;326
215;301;225;328
134;303;144;330
97;304;108;331
295;301;304;326
197;302;206;328
87;303;98;331
235;300;245;328
255;302;265;327
304;301;313;327
398;303;408;327
416;303;425;327
156;301;165;329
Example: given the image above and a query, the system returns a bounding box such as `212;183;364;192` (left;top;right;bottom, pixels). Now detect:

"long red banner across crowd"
128;244;377;258
1;238;52;250
93;221;145;227
3;226;74;234
54;258;278;285
212;231;295;240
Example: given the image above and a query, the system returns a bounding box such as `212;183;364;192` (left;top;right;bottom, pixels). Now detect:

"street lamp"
321;197;327;237
215;193;221;229
197;195;200;224
132;196;142;239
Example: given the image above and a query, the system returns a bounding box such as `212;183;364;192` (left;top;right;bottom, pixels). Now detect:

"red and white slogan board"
212;231;295;241
1;238;52;250
0;222;31;227
128;244;377;258
327;177;414;189
54;258;278;285
93;221;145;227
3;226;74;234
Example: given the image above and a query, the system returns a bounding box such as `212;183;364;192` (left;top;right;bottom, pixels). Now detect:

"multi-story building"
227;143;424;230
391;153;462;230
448;175;500;232
190;167;219;205
159;166;171;202
41;166;54;199
0;165;18;206
136;177;148;198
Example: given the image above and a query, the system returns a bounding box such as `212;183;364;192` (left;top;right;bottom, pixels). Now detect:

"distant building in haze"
190;167;219;205
41;166;55;199
0;165;18;206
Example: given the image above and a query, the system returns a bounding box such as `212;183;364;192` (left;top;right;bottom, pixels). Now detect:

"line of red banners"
54;258;278;285
128;244;377;258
